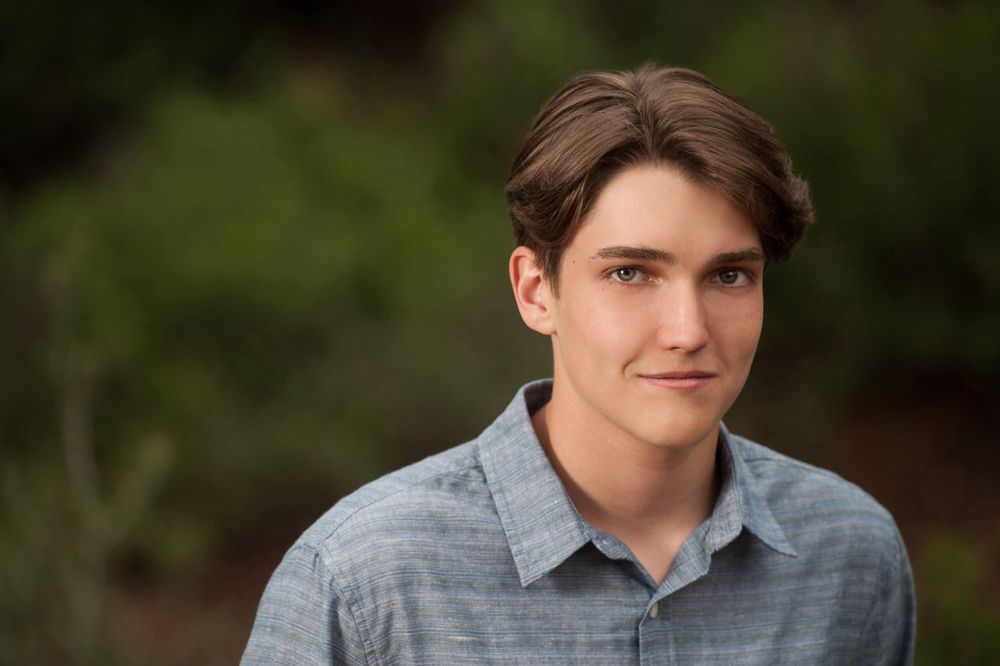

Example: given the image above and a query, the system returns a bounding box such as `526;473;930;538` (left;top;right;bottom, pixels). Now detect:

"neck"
531;382;721;583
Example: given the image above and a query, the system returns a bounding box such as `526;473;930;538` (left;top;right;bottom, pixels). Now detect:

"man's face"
543;165;765;451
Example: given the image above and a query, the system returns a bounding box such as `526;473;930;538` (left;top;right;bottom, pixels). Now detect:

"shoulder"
724;433;916;663
729;433;905;561
293;440;499;567
243;442;501;662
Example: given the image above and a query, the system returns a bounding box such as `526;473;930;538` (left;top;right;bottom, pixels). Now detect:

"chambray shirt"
243;380;915;665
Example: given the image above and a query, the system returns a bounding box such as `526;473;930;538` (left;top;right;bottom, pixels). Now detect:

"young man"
243;65;915;664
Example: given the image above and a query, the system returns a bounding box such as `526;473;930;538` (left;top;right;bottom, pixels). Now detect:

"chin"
636;390;743;447
632;416;721;450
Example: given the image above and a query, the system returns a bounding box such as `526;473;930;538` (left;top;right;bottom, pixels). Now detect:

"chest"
343;543;869;665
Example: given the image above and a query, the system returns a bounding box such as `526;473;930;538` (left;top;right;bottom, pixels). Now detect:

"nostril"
656;292;710;352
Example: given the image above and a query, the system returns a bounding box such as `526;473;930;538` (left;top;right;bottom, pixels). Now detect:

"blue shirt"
243;380;915;664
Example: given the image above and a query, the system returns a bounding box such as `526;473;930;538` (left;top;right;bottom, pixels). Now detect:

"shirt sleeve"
857;530;917;666
241;543;370;665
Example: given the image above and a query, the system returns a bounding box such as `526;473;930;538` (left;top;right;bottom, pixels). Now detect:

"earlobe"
509;246;556;335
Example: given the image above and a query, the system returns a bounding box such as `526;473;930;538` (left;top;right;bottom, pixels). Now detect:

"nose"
655;282;710;352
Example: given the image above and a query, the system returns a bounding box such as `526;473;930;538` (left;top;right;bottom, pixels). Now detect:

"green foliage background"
1;1;998;663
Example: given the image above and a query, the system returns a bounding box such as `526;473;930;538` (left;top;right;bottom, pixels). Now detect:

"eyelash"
603;266;756;288
605;266;650;286
713;267;756;287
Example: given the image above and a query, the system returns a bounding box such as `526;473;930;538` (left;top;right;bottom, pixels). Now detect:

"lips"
639;371;717;390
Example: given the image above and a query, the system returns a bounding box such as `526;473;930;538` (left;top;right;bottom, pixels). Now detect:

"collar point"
758;532;798;558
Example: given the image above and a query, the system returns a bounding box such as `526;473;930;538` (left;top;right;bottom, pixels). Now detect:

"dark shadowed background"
1;1;998;663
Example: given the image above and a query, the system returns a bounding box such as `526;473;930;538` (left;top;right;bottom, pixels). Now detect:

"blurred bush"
916;530;1000;664
1;0;998;663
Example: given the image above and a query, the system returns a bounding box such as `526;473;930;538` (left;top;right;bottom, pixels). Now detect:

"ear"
509;246;556;336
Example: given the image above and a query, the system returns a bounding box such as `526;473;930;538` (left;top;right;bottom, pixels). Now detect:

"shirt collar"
478;380;796;588
707;423;797;557
478;380;591;587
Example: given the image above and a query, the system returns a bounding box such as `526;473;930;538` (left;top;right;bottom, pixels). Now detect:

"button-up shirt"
243;380;915;664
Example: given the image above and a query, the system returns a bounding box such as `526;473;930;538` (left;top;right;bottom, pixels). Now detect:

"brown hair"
505;64;814;289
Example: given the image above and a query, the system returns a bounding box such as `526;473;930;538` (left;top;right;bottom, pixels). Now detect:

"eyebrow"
711;248;766;265
591;245;765;265
591;246;675;263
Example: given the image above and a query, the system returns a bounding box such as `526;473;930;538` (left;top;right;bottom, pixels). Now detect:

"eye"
611;266;644;283
715;268;751;287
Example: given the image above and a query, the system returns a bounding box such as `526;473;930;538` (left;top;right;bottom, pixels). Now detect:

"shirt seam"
296;542;376;666
856;544;901;661
316;459;482;549
860;567;892;639
739;449;856;486
743;456;850;483
741;451;893;523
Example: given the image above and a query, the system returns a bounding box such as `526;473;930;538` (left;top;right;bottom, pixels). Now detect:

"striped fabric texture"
242;380;915;665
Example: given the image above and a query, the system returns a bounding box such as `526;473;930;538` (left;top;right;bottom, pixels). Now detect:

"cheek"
556;288;645;352
713;300;763;357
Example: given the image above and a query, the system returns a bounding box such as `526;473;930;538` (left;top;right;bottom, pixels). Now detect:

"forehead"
570;165;761;257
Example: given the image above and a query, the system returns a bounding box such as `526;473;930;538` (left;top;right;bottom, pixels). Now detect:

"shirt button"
649;602;659;619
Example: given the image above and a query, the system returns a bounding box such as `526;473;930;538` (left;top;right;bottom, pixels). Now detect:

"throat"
605;525;694;586
582;473;719;585
530;403;722;585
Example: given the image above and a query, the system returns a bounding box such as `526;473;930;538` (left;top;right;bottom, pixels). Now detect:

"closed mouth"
640;371;717;380
639;371;716;390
